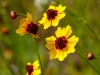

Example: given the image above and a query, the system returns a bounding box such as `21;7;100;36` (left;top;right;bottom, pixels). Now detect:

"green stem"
32;37;43;75
17;13;26;17
76;52;100;74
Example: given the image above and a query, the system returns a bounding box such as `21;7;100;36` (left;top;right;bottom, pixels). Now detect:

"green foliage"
0;0;100;75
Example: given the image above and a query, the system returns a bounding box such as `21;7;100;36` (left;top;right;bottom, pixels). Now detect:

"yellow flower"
45;25;79;61
16;12;40;38
26;60;41;75
39;4;66;29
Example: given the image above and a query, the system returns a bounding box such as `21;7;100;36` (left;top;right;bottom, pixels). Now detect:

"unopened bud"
87;53;94;60
10;11;17;19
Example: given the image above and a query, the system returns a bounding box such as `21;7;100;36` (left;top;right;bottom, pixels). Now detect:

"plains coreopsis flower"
39;4;66;29
16;12;40;38
26;60;41;75
45;25;79;61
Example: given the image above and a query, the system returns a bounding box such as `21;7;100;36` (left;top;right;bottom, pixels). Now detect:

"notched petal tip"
27;12;32;21
49;5;55;9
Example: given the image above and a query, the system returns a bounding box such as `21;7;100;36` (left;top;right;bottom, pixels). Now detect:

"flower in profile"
45;25;79;61
39;4;66;29
16;12;40;38
26;60;41;75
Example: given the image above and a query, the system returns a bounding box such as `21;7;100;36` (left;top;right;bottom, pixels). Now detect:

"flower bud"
10;11;17;19
87;53;94;60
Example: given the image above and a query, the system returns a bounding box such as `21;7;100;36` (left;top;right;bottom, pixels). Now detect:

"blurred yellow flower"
26;60;41;75
39;4;66;29
45;25;79;61
16;12;40;38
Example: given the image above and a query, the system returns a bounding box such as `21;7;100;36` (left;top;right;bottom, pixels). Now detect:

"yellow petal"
56;5;66;13
20;18;27;24
26;73;28;75
55;50;66;61
39;13;47;24
58;50;66;61
67;47;75;53
49;5;55;9
67;35;79;45
44;20;51;29
46;40;54;45
16;28;26;36
62;27;66;36
33;60;39;69
65;25;72;38
52;18;59;26
19;23;28;28
57;13;66;19
49;49;56;60
46;36;56;42
27;62;31;65
27;12;32;21
45;44;54;50
55;27;62;37
33;69;41;75
45;36;55;50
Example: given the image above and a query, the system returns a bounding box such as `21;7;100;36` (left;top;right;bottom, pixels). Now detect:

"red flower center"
26;22;38;35
47;9;58;20
26;65;33;75
55;36;68;50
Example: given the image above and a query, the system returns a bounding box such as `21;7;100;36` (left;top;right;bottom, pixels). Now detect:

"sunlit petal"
49;49;56;60
65;25;72;38
55;27;62;37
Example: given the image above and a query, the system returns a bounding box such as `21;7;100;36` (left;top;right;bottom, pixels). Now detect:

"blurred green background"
0;0;100;75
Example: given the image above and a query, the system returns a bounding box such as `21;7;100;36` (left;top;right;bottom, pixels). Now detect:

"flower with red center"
45;25;79;61
26;60;41;75
16;12;40;38
39;4;66;29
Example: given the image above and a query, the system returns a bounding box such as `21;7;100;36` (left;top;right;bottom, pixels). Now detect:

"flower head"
26;60;41;75
39;4;66;29
16;12;40;38
45;25;79;61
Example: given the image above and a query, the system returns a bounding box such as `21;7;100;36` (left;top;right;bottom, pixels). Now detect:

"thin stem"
76;52;100;74
32;37;43;75
17;13;26;17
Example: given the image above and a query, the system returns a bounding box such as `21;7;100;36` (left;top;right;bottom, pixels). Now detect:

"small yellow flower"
26;60;41;75
45;25;79;61
39;4;66;29
16;12;40;38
